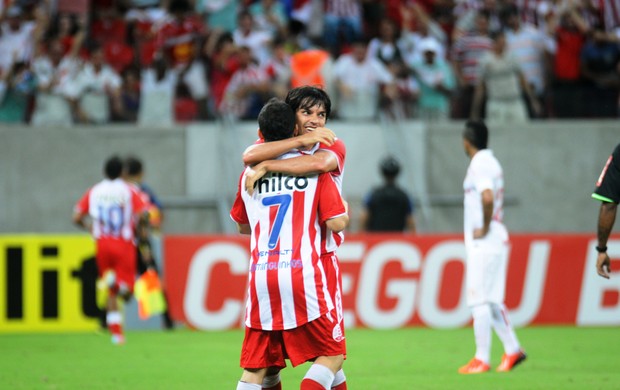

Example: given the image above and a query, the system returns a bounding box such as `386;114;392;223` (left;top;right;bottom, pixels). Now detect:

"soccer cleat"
111;334;126;345
496;350;527;372
458;358;490;374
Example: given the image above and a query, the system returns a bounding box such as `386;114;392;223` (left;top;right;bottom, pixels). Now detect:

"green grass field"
1;327;619;389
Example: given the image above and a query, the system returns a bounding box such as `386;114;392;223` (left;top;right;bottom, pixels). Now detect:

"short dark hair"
258;98;296;142
463;120;488;150
285;86;332;120
380;156;401;178
104;155;123;179
125;156;143;176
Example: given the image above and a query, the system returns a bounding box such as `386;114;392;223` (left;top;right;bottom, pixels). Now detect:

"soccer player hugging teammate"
231;96;349;390
242;86;348;389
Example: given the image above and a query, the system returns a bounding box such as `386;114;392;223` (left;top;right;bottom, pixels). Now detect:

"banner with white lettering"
164;234;620;330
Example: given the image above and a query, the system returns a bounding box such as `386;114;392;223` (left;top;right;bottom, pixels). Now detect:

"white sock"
490;303;521;354
262;373;280;388
303;364;335;390
236;381;261;390
471;304;492;364
107;311;122;326
332;369;346;387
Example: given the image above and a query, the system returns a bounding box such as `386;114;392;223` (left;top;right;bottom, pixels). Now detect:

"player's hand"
246;164;268;195
298;127;336;148
596;252;611;279
473;227;488;239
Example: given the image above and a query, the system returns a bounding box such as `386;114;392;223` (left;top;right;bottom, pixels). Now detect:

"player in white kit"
458;120;527;374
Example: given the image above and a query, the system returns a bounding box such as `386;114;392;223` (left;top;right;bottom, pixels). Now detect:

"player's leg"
239;328;286;389
109;241;139;345
301;359;338;390
282;313;345;389
331;369;347;389
238;368;267;390
321;254;348;390
261;366;282;390
490;302;527;372
96;241;124;344
459;248;491;374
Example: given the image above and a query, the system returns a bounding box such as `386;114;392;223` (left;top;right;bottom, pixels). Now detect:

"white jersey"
230;168;346;331
463;149;508;247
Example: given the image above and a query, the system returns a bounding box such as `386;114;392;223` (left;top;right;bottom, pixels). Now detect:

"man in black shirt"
359;156;416;232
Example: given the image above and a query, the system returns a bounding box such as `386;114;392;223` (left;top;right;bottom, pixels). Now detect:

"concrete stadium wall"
1;120;617;234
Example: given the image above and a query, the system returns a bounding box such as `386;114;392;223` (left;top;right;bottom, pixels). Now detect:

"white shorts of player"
465;237;508;307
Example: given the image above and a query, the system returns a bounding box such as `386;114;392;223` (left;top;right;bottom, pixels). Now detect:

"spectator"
196;0;239;33
155;0;206;68
45;12;80;55
263;36;292;99
91;7;127;46
399;2;448;65
0;5;39;73
206;31;240;115
502;4;550;118
31;31;84;126
249;0;288;36
118;66;141;122
138;54;177;126
451;10;493;119
580;27;620;118
359;156;416;233
232;10;274;66
323;0;363;56
125;1;168;67
0;60;36;123
471;30;541;123
410;37;455;122
220;45;271;119
68;43;123;124
549;3;590;118
453;0;502;42
332;38;395;120
367;17;405;69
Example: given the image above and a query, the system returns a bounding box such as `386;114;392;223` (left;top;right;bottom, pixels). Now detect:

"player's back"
88;178;143;241
237;169;345;330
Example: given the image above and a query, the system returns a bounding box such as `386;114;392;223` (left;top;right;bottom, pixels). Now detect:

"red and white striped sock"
331;369;347;389
107;311;123;336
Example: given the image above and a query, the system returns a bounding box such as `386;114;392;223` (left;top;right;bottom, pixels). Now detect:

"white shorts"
465;241;508;307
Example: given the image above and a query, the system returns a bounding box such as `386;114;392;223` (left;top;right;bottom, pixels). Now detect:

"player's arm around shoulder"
242;127;336;166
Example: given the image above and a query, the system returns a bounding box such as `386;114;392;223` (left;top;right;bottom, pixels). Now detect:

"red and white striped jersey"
230;169;346;330
74;178;147;242
315;139;346;253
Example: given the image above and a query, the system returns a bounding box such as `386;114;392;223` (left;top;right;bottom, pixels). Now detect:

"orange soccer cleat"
496;350;527;372
458;358;490;374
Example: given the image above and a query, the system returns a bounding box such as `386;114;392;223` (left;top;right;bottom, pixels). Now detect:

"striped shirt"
74;179;147;242
230;169;346;330
451;32;493;85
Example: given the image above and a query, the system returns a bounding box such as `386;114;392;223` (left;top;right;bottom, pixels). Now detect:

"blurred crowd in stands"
0;0;619;125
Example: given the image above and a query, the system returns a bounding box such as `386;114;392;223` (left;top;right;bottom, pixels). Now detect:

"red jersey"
74;178;147;242
230;169;346;331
